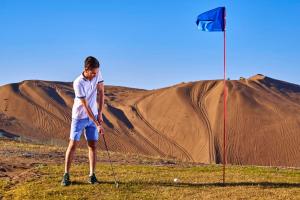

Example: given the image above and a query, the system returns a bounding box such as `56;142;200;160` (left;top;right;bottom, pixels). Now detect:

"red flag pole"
223;8;227;185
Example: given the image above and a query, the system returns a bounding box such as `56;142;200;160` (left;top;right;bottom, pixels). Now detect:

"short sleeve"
97;70;104;83
73;81;86;98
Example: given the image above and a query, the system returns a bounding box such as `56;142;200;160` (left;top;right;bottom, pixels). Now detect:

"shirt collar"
81;72;88;81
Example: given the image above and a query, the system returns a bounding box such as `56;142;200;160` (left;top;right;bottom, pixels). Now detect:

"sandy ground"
0;138;198;183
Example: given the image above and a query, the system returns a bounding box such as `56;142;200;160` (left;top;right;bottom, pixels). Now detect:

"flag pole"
223;8;227;185
195;6;227;185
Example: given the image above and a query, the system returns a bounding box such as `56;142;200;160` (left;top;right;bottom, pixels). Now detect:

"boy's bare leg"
64;140;78;173
87;140;97;175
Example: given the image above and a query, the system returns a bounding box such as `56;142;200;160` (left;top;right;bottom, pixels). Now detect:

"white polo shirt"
72;71;104;119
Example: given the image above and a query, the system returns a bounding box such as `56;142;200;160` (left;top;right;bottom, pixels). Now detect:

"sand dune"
0;74;299;167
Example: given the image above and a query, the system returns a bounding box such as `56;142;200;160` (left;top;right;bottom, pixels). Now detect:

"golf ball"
173;178;178;182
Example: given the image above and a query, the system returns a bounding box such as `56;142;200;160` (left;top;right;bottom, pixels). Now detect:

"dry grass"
0;139;299;200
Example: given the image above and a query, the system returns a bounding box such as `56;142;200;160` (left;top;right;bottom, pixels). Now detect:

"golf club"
101;131;119;188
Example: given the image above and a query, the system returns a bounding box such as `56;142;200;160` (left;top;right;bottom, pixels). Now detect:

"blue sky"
0;0;299;89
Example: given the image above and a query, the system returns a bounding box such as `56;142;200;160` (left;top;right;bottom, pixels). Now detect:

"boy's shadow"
71;180;300;188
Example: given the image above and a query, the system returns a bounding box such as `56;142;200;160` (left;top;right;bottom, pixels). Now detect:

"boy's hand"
96;125;104;135
98;114;103;125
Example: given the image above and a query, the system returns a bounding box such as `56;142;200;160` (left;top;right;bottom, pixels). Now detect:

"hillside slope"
0;74;299;167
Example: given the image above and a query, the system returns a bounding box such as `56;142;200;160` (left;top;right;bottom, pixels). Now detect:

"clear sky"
1;0;299;89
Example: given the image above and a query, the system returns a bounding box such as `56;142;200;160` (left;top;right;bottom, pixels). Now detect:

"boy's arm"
97;82;105;124
79;98;101;127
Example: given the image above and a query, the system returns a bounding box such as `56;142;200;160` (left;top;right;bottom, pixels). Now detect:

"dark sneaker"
61;173;71;186
88;173;99;184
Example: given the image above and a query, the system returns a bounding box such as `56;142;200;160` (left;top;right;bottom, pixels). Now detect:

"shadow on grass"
71;180;300;188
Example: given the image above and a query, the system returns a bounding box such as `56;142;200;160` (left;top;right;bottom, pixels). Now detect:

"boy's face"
84;68;99;80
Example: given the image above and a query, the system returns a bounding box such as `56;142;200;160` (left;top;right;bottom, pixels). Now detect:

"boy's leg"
62;140;79;186
87;140;97;176
63;118;86;175
64;140;78;174
85;117;99;182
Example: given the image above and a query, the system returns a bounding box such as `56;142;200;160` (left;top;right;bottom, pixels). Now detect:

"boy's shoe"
88;173;99;184
61;173;71;186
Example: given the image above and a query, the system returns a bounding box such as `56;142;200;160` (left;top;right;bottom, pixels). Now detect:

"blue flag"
196;7;225;32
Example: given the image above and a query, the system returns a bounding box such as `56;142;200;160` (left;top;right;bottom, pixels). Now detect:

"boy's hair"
84;56;100;70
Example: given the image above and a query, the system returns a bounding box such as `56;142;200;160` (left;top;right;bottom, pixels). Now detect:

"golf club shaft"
102;134;118;186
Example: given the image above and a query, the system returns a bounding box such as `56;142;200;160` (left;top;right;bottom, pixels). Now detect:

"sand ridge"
0;75;299;167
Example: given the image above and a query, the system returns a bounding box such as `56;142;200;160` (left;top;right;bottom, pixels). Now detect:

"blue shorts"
70;115;99;141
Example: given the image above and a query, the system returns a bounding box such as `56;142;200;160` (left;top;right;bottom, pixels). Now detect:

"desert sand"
0;74;299;167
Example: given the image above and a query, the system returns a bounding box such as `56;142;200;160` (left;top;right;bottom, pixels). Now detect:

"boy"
61;56;104;186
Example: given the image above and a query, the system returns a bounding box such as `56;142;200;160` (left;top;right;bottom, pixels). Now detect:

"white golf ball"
173;178;178;182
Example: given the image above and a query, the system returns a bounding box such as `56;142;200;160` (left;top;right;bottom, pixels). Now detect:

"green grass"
1;163;299;200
